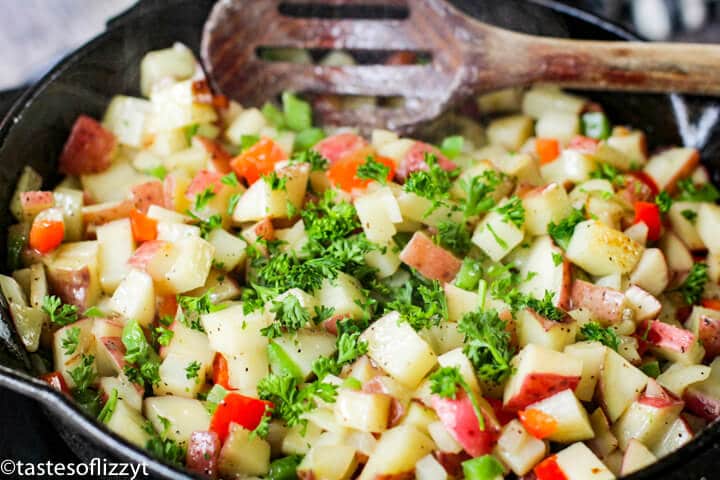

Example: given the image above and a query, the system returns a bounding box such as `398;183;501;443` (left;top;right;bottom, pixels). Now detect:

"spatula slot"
256;47;432;66
278;2;409;20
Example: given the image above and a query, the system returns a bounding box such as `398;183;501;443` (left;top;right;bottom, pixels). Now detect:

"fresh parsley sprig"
460;170;502;218
429;366;485;430
356;156;390;184
548;208;586;250
42;295;78;326
457;309;515;385
580;321;620;351
678;263;708;305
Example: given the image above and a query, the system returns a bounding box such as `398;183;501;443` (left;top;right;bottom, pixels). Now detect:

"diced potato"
140;43;196;97
697;202;720;252
102;95;151;147
10;166;43;222
472;210;525;262
110;269;155;326
225;108;268;145
298;444;358;480
96;218;135;294
358;425;434;480
515;308;577;351
444;283;478;323
607;130;647;166
161;237;215;294
105;398;151;448
81;162;153;204
598;348;649;422
524;389;593;443
427;421;462;453
477;87;523;113
46;241;101;310
643;147;699;193
149;129;188;156
415;454;448;480
668;201;703;250
99;375;143;411
486;114;534;150
495;419;547;476
0;275;43;352
522;86;586;118
354;186;402;244
335;389;391;433
629;248;669;296
53;318;96;388
317;272;365;320
565;220;643;276
276;220;309;257
535;111;579;144
400;231;462;283
364;240;401;278
395;190;463;227
554;442;615;480
202;305;270;356
144;396;211;447
438;348;480;394
361;312;437;388
52;188;83;241
219;424;271;477
522;183;572;235
270;328;336;380
657;363;711;397
149;79;217;132
154;352;207;398
564;341;607;402
232;164;309;222
541;149;597;185
206;228;247;272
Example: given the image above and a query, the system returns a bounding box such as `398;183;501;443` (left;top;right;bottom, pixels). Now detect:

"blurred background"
1;0;720;92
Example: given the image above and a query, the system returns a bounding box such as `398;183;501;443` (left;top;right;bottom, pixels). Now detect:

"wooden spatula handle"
533;37;720;95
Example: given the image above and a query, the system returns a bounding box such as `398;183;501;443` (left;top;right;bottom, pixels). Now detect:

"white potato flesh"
427;420;462;453
656;363;711;397
162;236;215;294
472;210;525;262
358;425;434;480
651;416;693;458
53;188;83;242
598;348;649;422
140;42;196;97
612;397;683;451
149;129;188;157
535;111;579;144
272;329;337;380
438;348;481;394
607;130;647;166
334;389;391;433
522;183;572;235
629;248;669;296
643;147;699;192
100;375;143;411
226;350;269;397
697;202;720;252
219;424;271;477
495;419;547;476
525;389;594;442
202;305;270;356
555;443;615;480
110;269;155;326
149;79;217;131
486;114;534;150
354;186;402;244
566;220;643;276
81;162;153;204
586;408;618;460
522;86;586;118
443;283;478;323
144;396;211;447
564;341;607;402
96;218;135;294
659;231;694;274
415;454;448;480
361;311;437;388
298;444;358;480
105;398;151;448
156;222;200;242
541;150;596;185
317;272;365;320
225;108;268;145
519;236;571;310
103;95;151;148
621;439;657;476
364;240;401;278
206;228;247;272
590;142;634;171
53;319;97;388
45;241;101;311
515;309;577;351
154;352;207;398
668;201;703;250
276;220;309;257
232;164;309;222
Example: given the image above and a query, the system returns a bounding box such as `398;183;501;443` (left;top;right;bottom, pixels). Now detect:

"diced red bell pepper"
230;137;287;185
41;371;70;395
212;353;231;390
327;149;395;192
535;138;560;165
313;132;368;165
209;392;273;443
534;455;568;480
59;115;116;175
633;201;662;242
519;408;558;439
129;209;158;243
29;210;64;254
186;431;221;479
396;141;456;181
567;135;599;154
702;299;720;311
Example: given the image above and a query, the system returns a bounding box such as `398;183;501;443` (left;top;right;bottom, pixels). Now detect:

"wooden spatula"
202;0;720;133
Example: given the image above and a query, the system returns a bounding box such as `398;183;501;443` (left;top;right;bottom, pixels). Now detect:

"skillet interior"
0;0;718;478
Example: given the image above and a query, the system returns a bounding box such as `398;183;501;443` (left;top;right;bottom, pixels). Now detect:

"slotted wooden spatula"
202;0;720;133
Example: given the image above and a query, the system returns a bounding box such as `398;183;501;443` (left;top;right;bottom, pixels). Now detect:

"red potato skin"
643;320;698;355
639;379;684;409
100;336;127;371
130;181;164;213
399;232;462;283
650;148;700;194
618;176;654;205
570;279;626;324
127;240;171;271
362;377;406;428
683;387;720;421
20;191;54;216
695;314;720;360
504;374;581;412
396;141;457;182
431;391;501;457
313;132;368;165
186;430;221;479
82;200;134;228
185;170;223;199
197;136;232;174
59;115;116;175
46;265;93;310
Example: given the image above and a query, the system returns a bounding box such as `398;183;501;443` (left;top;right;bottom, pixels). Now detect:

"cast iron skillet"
0;1;718;478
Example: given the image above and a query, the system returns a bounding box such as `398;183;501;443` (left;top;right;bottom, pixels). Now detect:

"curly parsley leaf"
121;319;160;387
494;196;525;228
62;327;81;355
69;354;96;391
436;221;472;256
262;294;311;339
97;388;118;424
681;209;698;223
185;361;202;381
257;374;338;429
655;191;673;213
42;295;79;326
525;291;566;322
548;207;586;250
290;149;329;172
458;310;515;385
143;417;186;467
580;321;620;351
590;163;624;186
460;170;502;218
678;263;708;305
429;366;485;430
677;178;720;202
356;156;390;184
194;187;216;210
403;153;456;215
387;277;448;331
